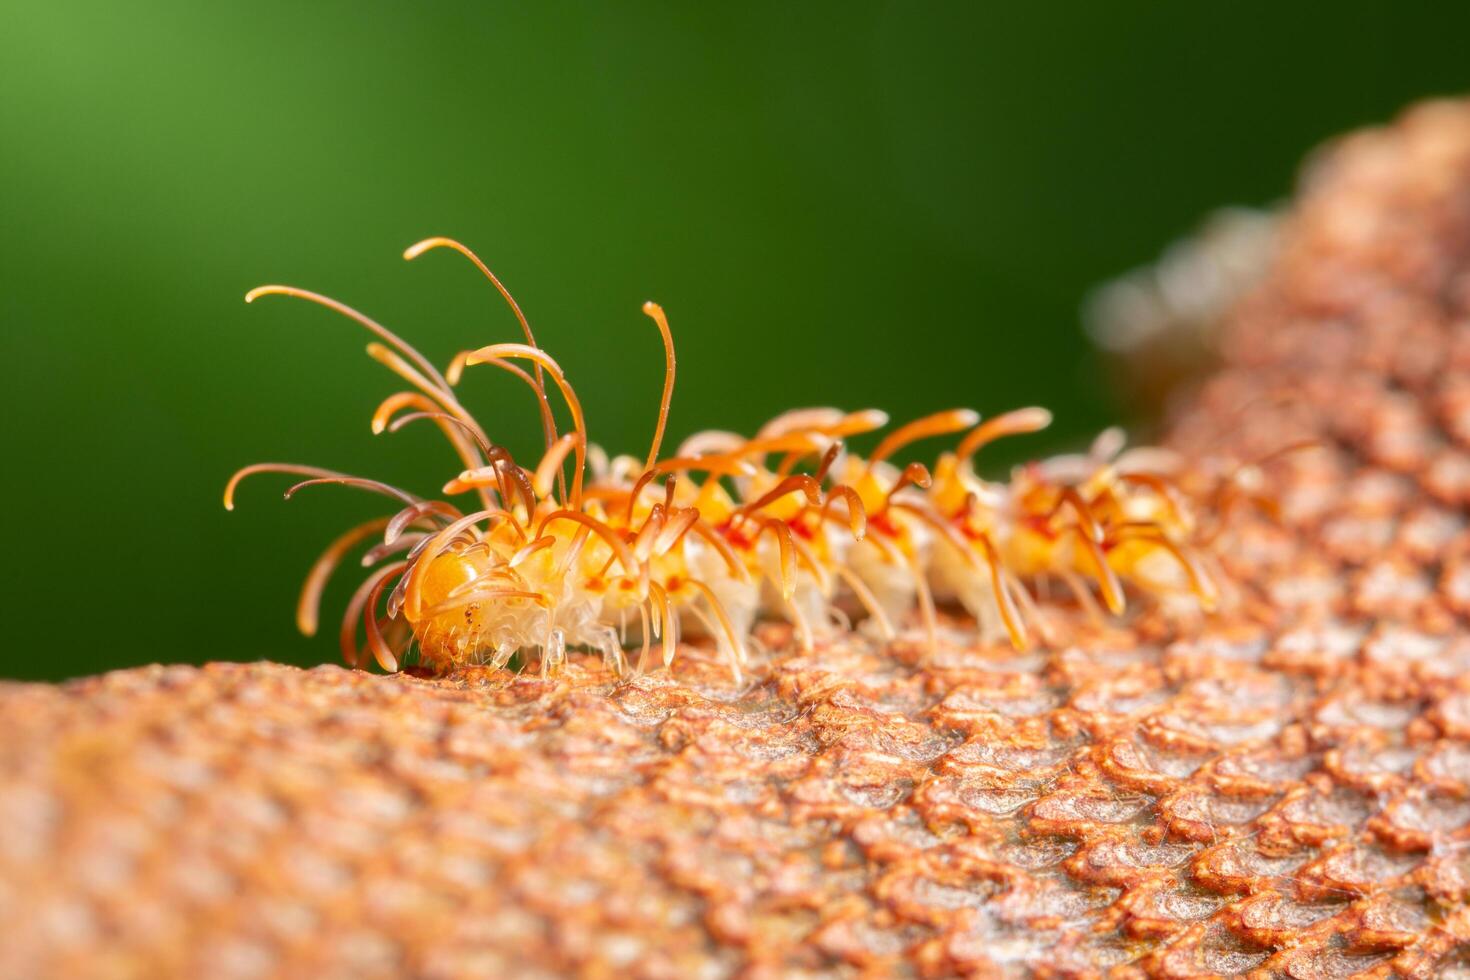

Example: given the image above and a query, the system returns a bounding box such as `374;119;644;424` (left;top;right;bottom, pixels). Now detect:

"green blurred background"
2;2;1466;681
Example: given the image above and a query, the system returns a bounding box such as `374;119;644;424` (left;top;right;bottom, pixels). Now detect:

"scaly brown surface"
7;100;1470;979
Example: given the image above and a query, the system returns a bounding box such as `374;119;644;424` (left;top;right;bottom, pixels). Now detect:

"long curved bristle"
487;448;538;516
757;407;890;441
224;463;418;511
881;462;933;511
976;533;1028;651
363;569;407;672
653;506;699;554
648;581;677;668
533;434;580;501
1052;487;1104;543
385;500;461;544
870;409;980;465
244;284;455;397
359;533;427;567
814;442;843;482
297;518;391;637
955;406;1053;465
387;410;489;451
402;236;560;463
675;429;746;457
756;407;845;440
640;302;677;472
1073;529;1126;616
821;485;867;540
623;469;661;524
786;530;830;592
509;535;556;569
1115;526;1219;609
753;517;797;600
685;579;746;682
828;409;891;438
737;475;822;520
466;343;588;507
401;239;536;357
340;561;408;670
282;476;420;508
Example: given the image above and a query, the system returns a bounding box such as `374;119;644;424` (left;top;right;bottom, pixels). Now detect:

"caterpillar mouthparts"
227;238;1284;681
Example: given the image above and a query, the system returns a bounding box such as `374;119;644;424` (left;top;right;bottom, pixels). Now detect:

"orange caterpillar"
226;238;1232;680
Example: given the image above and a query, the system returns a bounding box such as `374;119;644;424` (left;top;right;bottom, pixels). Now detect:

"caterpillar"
226;238;1244;682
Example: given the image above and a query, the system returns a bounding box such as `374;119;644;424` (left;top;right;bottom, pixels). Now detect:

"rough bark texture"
8;100;1470;978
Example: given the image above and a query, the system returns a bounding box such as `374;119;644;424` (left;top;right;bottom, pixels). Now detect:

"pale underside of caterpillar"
226;238;1274;681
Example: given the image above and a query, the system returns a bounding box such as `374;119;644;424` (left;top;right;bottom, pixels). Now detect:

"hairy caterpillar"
226;238;1239;681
